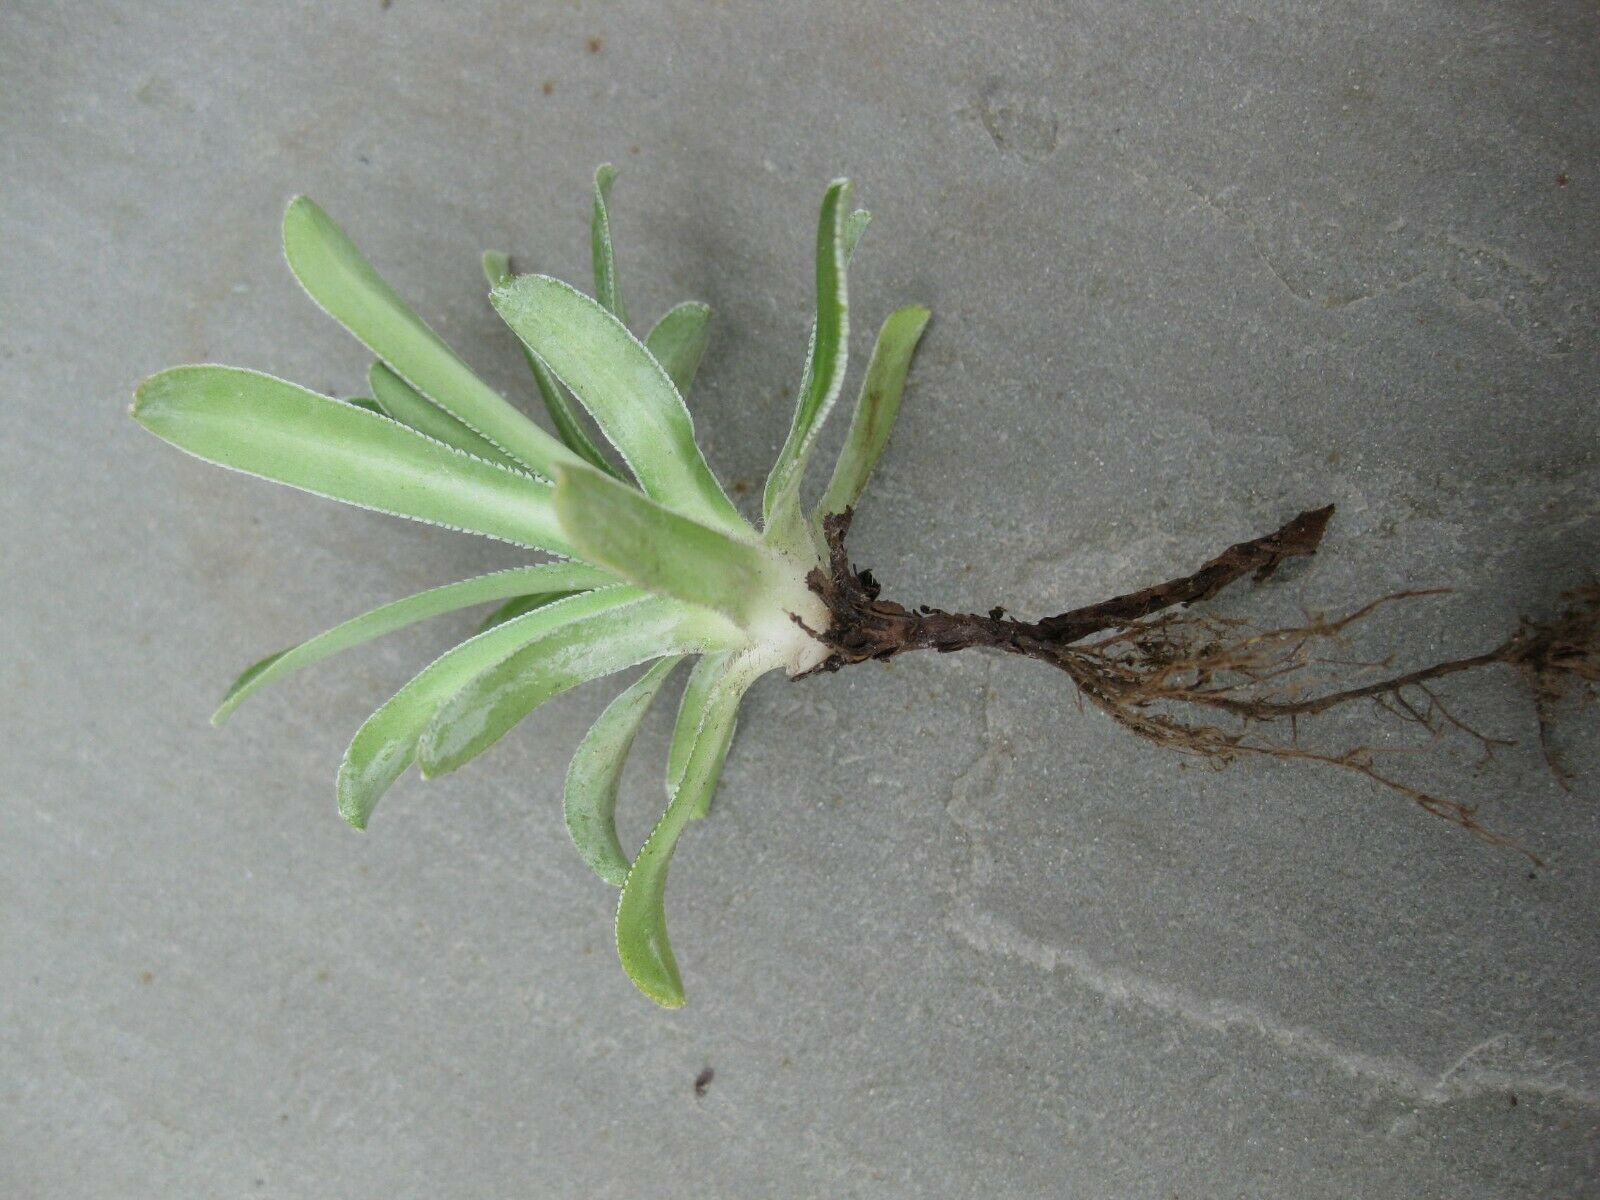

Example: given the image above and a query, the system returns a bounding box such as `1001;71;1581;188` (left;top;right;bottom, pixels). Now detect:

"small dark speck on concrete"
542;81;554;96
694;1066;714;1097
1509;1093;1519;1107
587;36;603;53
139;971;154;985
1556;174;1569;187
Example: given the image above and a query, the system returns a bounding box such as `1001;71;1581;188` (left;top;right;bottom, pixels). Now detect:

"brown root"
804;507;1599;861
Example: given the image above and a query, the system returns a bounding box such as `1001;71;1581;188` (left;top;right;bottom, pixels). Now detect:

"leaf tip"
281;194;322;239
336;769;373;831
130;368;184;426
481;250;512;289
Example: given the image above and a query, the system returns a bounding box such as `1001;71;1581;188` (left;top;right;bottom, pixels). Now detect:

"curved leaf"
367;361;523;470
283;196;581;478
591;164;628;325
213;563;609;724
644;302;711;398
133;366;573;554
337;587;644;829
666;652;745;820
481;251;620;478
664;651;725;799
761;178;852;527
817;304;931;519
492;275;743;530
616;652;765;1007
564;656;684;885
417;596;743;779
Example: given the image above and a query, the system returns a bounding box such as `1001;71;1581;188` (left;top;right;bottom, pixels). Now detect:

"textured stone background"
4;2;1597;1196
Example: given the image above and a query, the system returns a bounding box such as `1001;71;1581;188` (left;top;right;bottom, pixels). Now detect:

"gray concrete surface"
4;2;1598;1196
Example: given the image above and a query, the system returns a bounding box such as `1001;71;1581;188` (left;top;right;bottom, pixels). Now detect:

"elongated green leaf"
591;164;628;326
476;590;584;634
666;652;744;820
493;276;743;530
368;362;523;470
553;464;805;629
417;597;743;778
761;179;852;525
481;251;620;478
338;587;644;829
283;196;581;478
617;652;764;1007
564;656;684;885
664;652;724;798
817;305;930;519
214;562;611;725
644;302;712;398
133;367;574;554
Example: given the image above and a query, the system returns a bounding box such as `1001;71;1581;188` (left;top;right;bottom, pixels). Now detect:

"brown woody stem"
802;504;1336;673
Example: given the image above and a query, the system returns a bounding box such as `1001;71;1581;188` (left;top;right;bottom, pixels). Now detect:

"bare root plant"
135;165;1599;1002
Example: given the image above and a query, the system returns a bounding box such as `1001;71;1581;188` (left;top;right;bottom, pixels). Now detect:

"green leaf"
481;251;621;478
817;305;931;519
644;302;712;398
564;656;684;885
416;597;743;779
590;163;628;326
133;366;575;554
664;652;723;798
553;464;807;630
616;652;764;1007
345;396;384;414
475;590;584;634
282;196;581;479
666;652;744;820
338;586;645;829
367;361;524;470
761;179;853;527
492;275;743;531
213;563;610;724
